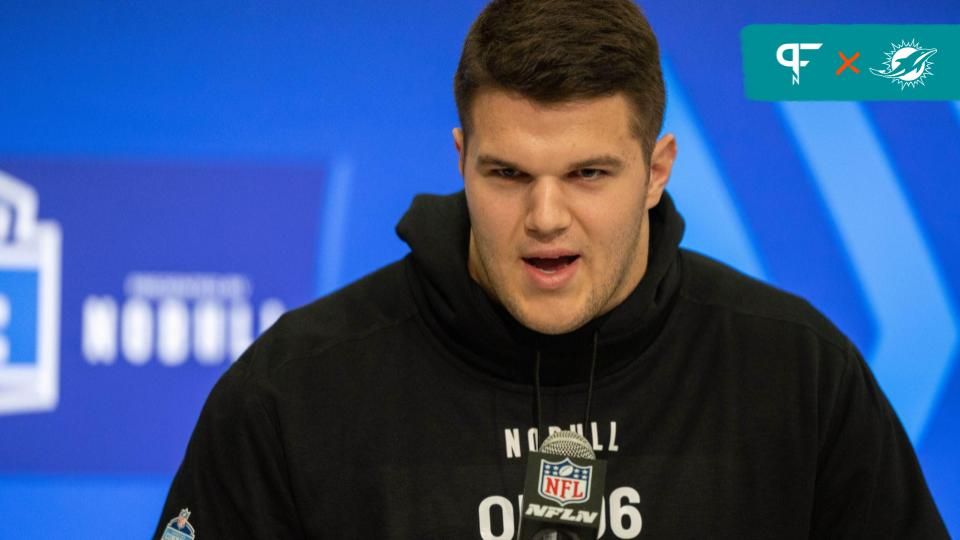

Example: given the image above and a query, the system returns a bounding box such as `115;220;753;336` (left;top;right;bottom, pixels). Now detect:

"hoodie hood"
396;191;685;387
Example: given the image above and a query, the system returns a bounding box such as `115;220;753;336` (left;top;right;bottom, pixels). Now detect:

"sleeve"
153;350;304;539
811;343;948;539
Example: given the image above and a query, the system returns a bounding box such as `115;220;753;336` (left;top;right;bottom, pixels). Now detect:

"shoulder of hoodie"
677;248;851;354
232;256;420;381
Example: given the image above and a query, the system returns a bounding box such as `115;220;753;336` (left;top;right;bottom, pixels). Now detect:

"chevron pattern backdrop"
0;2;957;537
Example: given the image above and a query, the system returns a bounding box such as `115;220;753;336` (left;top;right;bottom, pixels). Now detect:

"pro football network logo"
776;42;823;85
539;457;592;506
161;508;196;540
0;171;61;415
870;39;938;89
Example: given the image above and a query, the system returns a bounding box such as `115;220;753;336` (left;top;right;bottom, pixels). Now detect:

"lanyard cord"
533;330;600;448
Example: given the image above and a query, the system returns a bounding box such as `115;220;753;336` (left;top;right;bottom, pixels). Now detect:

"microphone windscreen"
539;430;596;460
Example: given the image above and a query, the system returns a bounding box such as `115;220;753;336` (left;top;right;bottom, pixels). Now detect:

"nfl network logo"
0;171;61;415
539;457;592;506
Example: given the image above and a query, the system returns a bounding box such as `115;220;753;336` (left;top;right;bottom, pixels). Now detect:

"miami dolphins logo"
870;39;937;90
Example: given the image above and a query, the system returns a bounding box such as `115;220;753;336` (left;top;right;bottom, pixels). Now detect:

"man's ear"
453;128;465;175
646;133;677;209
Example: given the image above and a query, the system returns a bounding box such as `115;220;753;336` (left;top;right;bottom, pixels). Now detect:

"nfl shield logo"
161;508;196;540
538;457;592;506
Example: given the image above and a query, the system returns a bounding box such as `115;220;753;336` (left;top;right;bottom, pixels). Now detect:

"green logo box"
741;24;960;100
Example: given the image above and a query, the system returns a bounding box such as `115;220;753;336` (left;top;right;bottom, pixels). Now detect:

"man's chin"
494;283;594;335
512;306;589;336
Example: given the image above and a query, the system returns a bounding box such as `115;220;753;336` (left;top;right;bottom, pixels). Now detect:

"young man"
156;1;947;538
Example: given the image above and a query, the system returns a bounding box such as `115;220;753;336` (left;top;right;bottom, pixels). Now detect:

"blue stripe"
316;159;354;296
662;61;766;279
780;101;958;444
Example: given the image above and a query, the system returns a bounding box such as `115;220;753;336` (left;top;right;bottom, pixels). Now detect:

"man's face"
455;90;676;335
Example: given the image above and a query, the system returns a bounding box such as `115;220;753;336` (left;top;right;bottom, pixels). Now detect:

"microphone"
518;430;607;540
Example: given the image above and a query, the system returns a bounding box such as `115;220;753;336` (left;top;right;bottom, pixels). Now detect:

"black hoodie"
156;192;947;539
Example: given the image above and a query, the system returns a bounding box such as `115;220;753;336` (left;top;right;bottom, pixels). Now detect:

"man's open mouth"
523;255;580;274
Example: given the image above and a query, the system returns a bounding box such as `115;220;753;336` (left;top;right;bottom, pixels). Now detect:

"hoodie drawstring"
584;330;599;427
534;349;544;445
532;330;600;449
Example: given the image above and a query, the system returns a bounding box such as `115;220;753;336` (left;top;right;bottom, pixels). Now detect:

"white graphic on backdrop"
83;272;284;366
0;171;62;415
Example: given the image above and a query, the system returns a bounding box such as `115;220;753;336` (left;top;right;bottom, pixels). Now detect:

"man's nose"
524;178;571;239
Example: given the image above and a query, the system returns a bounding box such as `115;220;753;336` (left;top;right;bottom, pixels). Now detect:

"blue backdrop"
0;2;958;537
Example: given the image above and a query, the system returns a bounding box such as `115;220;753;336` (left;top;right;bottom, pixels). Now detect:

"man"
156;0;947;538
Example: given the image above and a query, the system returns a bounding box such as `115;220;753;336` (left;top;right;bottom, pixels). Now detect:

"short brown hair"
454;0;666;157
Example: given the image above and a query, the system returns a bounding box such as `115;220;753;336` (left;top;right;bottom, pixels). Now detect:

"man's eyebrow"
475;154;521;169
474;154;625;171
568;155;625;171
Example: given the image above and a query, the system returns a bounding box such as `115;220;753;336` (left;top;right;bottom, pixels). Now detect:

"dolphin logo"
870;39;937;89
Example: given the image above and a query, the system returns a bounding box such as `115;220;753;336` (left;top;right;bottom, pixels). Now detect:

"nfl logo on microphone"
539;457;592;506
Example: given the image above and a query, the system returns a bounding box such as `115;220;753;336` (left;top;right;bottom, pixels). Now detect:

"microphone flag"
518;451;607;540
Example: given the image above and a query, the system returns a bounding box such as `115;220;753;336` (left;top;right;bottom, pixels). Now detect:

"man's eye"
494;168;522;178
576;168;606;180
